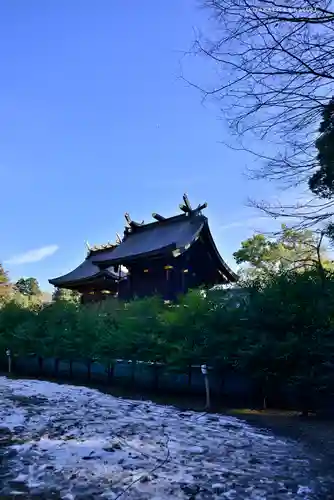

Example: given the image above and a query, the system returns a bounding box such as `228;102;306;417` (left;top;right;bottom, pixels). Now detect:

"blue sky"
0;0;301;291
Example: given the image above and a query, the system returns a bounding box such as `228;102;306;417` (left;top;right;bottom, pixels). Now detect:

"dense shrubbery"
1;270;334;413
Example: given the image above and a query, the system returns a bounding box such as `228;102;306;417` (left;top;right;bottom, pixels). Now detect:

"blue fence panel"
5;355;257;406
208;372;222;396
43;358;55;375
0;356;7;371
72;361;88;379
58;360;71;376
90;362;108;383
223;373;251;395
16;356;39;374
135;362;155;387
159;370;189;392
114;360;133;380
189;367;203;393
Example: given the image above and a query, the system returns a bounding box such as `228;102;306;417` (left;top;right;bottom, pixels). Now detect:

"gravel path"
0;376;333;499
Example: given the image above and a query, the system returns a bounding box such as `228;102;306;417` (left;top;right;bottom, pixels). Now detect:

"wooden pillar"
128;271;133;299
143;268;149;297
117;265;121;297
182;269;189;294
164;265;173;300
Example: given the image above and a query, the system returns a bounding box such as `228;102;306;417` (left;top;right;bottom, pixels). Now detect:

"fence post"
131;360;136;386
108;361;114;382
153;362;160;390
201;364;211;409
55;358;59;376
188;364;192;389
6;349;11;374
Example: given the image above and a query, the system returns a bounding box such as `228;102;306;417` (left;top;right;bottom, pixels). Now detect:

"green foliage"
309;98;334;199
0;263;13;306
234;225;329;282
15;277;41;297
52;287;80;303
162;291;212;369
0;264;9;285
117;296;166;362
0;301;37;357
234;234;275;269
1;270;334;412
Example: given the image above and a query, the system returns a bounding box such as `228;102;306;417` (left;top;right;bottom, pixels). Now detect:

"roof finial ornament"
116;233;122;244
179;194;207;215
124;212;144;229
195;202;208;213
124;212;132;227
179;193;193;214
85;241;91;252
152;212;166;222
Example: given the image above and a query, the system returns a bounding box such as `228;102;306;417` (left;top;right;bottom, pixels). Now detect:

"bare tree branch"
186;0;334;228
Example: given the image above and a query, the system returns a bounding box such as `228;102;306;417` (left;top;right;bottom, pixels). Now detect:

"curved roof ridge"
88;241;118;255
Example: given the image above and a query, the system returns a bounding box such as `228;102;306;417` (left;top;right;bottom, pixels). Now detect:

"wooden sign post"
6;349;11;374
201;364;210;409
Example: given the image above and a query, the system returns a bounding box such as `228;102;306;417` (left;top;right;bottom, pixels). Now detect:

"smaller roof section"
49;243;126;289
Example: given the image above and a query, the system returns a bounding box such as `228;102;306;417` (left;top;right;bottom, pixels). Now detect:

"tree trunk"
263;396;267;410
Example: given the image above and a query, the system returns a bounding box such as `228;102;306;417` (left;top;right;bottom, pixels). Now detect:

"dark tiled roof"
49;195;238;286
92;213;206;266
49;254;125;287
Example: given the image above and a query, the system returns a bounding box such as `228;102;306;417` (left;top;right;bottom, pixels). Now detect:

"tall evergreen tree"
309;98;334;199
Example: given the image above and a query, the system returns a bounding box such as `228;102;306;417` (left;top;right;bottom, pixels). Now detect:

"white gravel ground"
0;376;333;499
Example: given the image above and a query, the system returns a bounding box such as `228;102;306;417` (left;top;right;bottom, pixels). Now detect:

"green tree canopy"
15;277;41;296
0;264;9;285
233;225;330;281
0;263;12;305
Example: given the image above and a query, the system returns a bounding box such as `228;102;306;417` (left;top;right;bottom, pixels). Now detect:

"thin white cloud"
5;245;59;265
